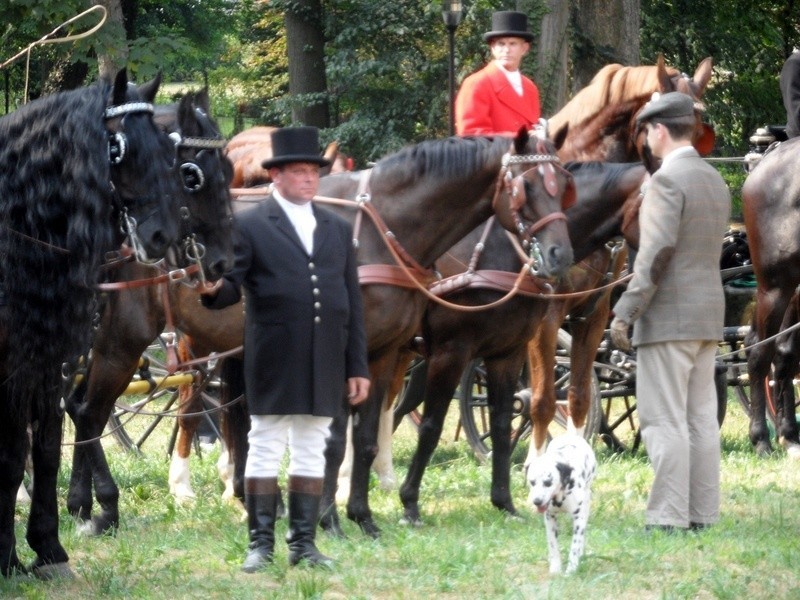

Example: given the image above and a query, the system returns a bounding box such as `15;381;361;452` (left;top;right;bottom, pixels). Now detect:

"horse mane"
0;81;116;405
550;63;677;133
373;136;511;183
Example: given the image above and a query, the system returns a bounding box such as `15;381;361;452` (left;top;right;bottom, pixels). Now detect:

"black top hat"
261;126;332;169
483;11;534;43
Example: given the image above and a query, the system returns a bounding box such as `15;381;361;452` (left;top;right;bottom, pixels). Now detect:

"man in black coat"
200;126;370;572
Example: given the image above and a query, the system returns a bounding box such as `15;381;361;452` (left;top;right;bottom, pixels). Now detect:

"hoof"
754;440;773;457
31;561;74;581
171;483;197;503
353;516;381;539
398;511;423;527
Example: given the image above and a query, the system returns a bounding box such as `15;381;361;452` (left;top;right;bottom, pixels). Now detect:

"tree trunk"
97;0;129;80
285;0;329;128
570;0;640;93
536;0;570;115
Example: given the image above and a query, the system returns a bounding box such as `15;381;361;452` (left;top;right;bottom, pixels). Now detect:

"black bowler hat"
261;126;332;169
483;11;534;43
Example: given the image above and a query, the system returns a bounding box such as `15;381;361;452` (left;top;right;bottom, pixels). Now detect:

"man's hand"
610;317;631;352
347;377;371;406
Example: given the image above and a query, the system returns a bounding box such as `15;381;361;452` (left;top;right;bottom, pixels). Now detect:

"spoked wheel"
458;328;601;464
107;335;222;454
763;369;800;428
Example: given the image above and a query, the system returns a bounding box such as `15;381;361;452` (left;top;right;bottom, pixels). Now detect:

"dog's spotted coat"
525;434;597;574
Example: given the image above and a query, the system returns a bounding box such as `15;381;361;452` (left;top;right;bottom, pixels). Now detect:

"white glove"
610;317;631;352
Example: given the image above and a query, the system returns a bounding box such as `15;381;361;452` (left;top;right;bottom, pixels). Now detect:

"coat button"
310;274;318;283
314;302;321;309
314;316;322;324
308;262;315;270
313;288;320;296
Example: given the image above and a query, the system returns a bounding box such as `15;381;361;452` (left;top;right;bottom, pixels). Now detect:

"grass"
3;396;800;599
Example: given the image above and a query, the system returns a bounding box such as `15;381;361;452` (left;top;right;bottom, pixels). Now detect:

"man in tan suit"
610;92;730;531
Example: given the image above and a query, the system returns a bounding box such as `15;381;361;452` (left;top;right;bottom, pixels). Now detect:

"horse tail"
0;83;115;410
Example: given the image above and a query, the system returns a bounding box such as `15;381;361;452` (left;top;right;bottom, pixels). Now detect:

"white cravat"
274;192;316;254
495;62;523;96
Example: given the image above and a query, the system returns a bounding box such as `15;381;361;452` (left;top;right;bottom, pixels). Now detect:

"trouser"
636;339;721;528
244;414;332;479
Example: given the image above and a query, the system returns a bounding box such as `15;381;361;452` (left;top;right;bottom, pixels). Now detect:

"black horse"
0;70;181;579
63;89;234;536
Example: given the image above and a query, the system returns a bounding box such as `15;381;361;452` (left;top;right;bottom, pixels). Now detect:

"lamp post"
442;1;463;136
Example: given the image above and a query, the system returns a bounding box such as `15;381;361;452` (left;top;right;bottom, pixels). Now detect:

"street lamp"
442;1;463;136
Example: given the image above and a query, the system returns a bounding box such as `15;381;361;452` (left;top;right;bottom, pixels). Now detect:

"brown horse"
64;89;234;536
741;136;800;458
395;160;647;526
65;130;573;537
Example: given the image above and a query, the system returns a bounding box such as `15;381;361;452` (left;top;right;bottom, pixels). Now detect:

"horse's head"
105;69;181;261
491;128;574;279
155;89;234;281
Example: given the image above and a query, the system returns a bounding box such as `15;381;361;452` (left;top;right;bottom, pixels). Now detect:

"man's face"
270;162;321;204
489;37;530;71
644;121;666;159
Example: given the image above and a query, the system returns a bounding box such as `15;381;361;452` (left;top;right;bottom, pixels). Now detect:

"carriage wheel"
107;337;222;455
458;328;602;464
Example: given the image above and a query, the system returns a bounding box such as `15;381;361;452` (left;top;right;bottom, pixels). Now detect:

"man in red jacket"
455;10;541;136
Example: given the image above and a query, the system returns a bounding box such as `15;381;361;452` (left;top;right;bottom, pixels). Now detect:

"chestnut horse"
396;160;647;526
0;71;181;579
741;136;800;458
524;55;713;457
63;89;234;536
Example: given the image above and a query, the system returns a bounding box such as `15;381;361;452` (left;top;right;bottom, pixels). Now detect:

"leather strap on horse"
96;262;200;291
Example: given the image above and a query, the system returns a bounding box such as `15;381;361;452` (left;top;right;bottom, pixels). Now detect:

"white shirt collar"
660;145;696;169
494;62;523;96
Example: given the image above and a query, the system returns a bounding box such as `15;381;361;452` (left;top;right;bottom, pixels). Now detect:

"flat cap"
636;91;695;123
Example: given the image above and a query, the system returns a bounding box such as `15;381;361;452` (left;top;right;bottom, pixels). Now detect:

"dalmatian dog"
526;433;597;575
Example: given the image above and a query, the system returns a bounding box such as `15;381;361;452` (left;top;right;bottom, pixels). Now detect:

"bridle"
168;119;229;286
492;142;570;276
104;100;166;263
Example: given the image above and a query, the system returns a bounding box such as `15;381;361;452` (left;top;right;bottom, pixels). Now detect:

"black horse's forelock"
374;136;513;182
0;82;116;403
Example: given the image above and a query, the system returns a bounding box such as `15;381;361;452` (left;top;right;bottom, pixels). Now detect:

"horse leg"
747;288;788;455
772;301;800;457
567;289;614;434
485;353;526;516
320;405;349;537
526;314;561;466
219;357;249;507
0;386;28;577
372;401;396;490
345;353;396;538
336;416;355;503
399;347;468;526
27;395;72;579
169;385;200;502
65;382;96;526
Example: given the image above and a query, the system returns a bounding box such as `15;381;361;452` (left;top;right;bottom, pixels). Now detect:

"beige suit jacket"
612;147;731;346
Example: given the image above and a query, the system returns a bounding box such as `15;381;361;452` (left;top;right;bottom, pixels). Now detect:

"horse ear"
513;126;529;154
691;57;714;97
137;71;163;103
177;92;200;137
656;54;672;92
112;68;129;105
195;87;211;114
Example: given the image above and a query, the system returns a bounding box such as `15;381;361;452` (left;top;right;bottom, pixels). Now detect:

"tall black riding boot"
286;476;333;568
242;477;279;573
